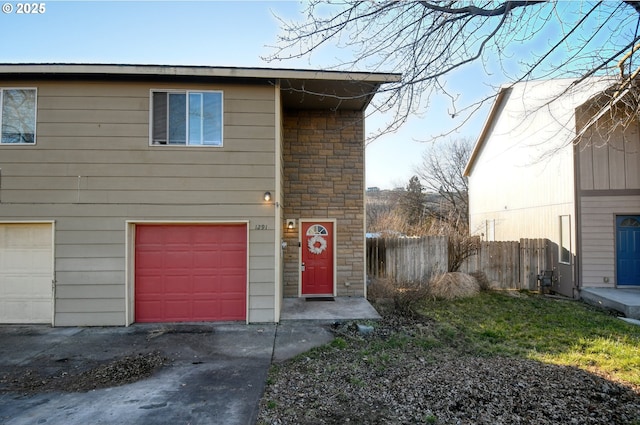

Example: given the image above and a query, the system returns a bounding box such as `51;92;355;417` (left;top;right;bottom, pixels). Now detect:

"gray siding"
579;194;640;287
576;101;640;289
0;80;277;325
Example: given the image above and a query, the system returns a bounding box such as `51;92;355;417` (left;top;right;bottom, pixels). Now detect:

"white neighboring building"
464;77;638;298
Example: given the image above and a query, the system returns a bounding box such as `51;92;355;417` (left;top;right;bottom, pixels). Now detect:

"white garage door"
0;223;53;323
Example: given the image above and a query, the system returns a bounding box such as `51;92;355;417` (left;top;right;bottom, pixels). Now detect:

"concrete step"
580;287;640;319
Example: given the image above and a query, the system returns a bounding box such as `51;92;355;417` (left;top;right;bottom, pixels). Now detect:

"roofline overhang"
0;63;401;111
463;86;511;177
570;82;631;145
464;76;622;177
0;63;401;84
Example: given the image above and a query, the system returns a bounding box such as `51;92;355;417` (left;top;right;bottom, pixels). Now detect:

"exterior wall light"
263;191;271;202
286;218;296;229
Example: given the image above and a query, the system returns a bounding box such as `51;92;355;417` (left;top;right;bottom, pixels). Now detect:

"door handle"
301;262;305;272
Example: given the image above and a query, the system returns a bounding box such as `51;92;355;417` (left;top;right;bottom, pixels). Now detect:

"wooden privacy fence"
367;236;448;282
366;237;554;291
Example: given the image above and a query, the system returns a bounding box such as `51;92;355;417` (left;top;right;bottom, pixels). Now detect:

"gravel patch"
0;351;167;394
258;315;640;425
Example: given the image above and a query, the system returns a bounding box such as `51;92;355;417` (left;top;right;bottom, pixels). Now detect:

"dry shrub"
469;271;492;291
368;278;429;317
428;272;479;300
392;282;430;317
367;278;397;301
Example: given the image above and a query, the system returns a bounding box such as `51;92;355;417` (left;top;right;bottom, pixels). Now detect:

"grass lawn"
418;291;640;388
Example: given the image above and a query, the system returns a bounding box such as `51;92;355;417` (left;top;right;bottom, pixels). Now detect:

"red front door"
301;221;334;296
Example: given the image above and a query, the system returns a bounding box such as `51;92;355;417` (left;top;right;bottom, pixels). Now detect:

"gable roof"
463;77;614;177
462;86;511;177
0;63;401;111
571;81;637;143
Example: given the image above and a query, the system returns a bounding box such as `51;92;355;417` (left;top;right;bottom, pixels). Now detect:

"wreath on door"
307;234;327;255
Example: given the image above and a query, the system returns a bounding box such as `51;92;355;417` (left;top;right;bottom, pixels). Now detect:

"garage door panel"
135;275;162;291
0;226;49;247
135;301;162;320
0;224;53;324
135;224;247;323
164;300;190;318
164;276;191;294
193;277;217;293
219;294;245;303
136;256;163;271
2;275;50;297
166;228;193;243
4;300;49;320
193;252;220;268
221;253;245;267
193;302;218;317
165;250;191;265
220;301;244;317
218;278;245;292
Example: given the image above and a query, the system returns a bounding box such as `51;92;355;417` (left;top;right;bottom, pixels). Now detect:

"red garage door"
135;224;247;322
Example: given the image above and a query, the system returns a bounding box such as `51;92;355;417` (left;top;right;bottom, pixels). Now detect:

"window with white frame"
485;219;495;241
151;90;223;146
559;215;571;264
1;88;37;144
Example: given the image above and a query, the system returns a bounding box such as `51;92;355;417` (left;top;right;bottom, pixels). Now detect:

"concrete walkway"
279;296;381;322
0;324;281;425
0;298;380;425
580;287;640;319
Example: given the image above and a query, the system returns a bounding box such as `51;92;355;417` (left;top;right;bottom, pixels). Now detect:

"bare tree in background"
416;138;472;224
267;1;640;142
400;176;428;230
366;189;402;234
366;142;478;269
366;179;429;236
418;138;478;271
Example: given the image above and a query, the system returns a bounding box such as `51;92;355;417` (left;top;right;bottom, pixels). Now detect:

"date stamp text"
2;3;46;14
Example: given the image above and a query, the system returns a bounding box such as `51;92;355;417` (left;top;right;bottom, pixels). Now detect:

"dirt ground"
257;313;640;425
0;351;167;394
1;314;638;424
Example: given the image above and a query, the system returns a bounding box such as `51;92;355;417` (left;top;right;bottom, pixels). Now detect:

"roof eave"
0;63;401;85
0;63;400;111
463;86;511;177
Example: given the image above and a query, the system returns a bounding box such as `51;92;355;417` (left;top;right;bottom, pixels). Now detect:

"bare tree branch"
415;138;472;223
419;1;545;18
267;1;640;143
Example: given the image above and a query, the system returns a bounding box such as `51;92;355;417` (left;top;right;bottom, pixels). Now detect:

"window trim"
485;219;495;242
149;89;223;147
0;87;38;146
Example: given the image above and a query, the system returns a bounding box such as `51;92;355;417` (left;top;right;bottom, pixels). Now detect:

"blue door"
616;215;640;286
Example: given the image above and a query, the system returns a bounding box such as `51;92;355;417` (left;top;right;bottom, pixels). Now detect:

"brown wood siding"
577;119;640;191
0;80;277;325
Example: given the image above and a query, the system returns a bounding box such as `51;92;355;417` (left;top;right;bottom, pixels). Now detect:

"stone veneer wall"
282;110;365;297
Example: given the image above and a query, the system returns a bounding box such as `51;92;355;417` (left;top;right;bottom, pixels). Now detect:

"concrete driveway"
0;322;334;425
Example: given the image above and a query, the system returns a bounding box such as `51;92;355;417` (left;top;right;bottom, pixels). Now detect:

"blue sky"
0;0;494;189
2;1;626;189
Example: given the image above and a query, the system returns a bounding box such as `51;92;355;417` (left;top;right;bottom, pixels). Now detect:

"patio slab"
580;287;640;319
279;296;381;322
